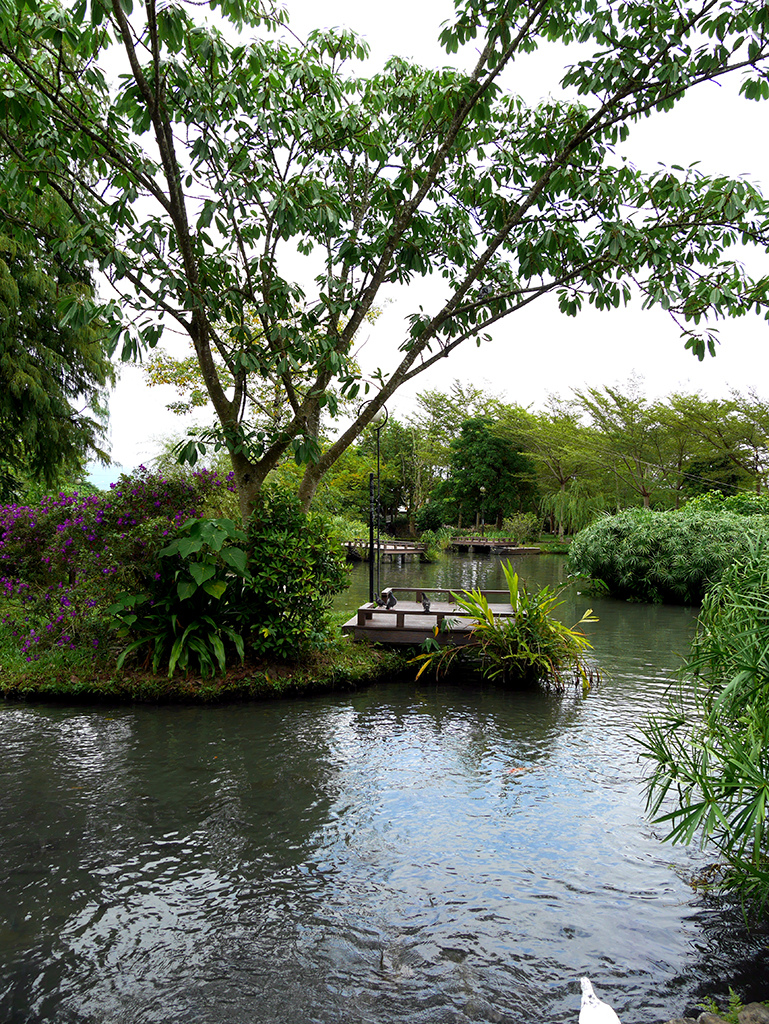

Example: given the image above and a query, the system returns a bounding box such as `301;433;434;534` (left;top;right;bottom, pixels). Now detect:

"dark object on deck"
376;590;397;609
422;595;431;613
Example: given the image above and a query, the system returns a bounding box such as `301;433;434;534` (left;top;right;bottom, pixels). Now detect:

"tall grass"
639;543;769;912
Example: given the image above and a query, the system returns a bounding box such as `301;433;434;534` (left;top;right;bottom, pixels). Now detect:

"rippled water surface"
1;555;767;1024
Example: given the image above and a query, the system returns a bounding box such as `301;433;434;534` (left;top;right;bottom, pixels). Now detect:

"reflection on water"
1;555;767;1024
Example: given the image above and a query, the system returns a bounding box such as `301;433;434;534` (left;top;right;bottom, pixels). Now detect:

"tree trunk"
228;448;278;524
297;461;324;511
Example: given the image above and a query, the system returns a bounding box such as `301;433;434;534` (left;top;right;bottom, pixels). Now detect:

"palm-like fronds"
413;561;599;692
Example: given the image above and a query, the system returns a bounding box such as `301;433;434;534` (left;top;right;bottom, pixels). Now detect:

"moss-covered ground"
0;622;412;705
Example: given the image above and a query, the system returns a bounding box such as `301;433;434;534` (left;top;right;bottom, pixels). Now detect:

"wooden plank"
342;592;517;647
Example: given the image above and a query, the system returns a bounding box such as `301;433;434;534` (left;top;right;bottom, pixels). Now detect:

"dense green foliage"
319;381;769;541
566;507;769;604
0;470;348;678
1;0;768;517
445;417;538;527
0;468;215;660
640;545;769;911
108;515;252;677
242;490;350;658
110;494;349;674
684;490;769;517
414;561;598;690
0;196;113;499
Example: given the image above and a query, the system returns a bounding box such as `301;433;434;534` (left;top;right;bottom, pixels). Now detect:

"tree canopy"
447;416;538;527
0;186;113;499
1;0;768;518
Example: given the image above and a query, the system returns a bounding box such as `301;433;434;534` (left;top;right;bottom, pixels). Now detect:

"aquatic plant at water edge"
639;544;769;912
420;527;453;561
413;560;598;691
567;507;769;604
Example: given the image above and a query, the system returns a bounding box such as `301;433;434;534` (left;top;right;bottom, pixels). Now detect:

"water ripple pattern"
1;556;766;1023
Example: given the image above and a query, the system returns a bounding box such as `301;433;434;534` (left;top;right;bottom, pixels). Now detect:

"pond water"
1;554;767;1024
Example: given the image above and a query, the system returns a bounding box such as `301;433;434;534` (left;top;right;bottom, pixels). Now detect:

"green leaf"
220;546;249;574
189;562;216;586
202;579;228;598
177;579;198;601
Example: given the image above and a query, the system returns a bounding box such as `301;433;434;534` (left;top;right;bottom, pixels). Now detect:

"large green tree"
516;396;610;536
0;187;113;499
573;380;681;508
684;389;769;494
446;416;538;527
1;0;768;520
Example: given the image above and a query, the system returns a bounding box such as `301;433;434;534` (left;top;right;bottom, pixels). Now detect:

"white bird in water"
579;978;621;1024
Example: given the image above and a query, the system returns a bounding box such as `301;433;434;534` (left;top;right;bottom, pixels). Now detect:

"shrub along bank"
566;503;769;604
640;542;769;914
0;469;396;702
573;491;769;914
0;622;408;703
0;469;591;703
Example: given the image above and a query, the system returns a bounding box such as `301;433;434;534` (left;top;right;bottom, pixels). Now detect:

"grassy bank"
0;624;411;704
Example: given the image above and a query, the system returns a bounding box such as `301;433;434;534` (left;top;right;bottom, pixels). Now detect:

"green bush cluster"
107;488;350;674
420;526;453;561
415;498;454;533
1;471;349;679
684;490;769;517
501;512;540;545
0;467;225;661
245;490;350;659
566;507;769;604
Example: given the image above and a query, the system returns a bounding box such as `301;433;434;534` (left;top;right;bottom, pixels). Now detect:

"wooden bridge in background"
345;540;426;561
448;538;541;555
341;586;516;647
345;538;541;561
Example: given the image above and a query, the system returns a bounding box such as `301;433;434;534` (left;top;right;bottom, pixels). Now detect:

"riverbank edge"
0;638;415;705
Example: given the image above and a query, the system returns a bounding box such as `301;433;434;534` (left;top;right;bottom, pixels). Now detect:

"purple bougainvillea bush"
0;467;235;663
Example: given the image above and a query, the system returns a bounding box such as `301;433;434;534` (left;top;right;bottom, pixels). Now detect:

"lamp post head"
359;400;389;429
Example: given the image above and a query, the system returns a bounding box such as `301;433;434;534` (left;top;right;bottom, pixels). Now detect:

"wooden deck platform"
341;586;516;646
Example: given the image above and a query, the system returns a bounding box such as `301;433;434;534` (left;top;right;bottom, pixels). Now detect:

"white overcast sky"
96;0;769;483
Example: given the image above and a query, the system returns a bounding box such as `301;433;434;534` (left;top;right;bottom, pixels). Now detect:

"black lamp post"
360;402;389;602
480;484;487;538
